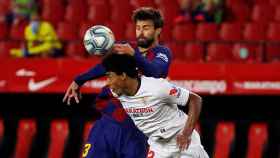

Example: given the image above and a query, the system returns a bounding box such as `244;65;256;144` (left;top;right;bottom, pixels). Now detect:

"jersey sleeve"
134;46;172;78
158;79;190;106
74;64;106;86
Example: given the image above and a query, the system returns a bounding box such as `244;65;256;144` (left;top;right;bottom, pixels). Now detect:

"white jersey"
116;76;201;147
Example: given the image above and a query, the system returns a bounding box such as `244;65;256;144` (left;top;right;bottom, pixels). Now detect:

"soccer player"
102;53;209;158
63;7;172;158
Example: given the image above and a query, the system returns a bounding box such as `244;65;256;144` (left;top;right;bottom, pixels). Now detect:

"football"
83;25;115;56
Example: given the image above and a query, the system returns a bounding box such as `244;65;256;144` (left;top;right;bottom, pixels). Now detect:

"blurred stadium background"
0;0;279;158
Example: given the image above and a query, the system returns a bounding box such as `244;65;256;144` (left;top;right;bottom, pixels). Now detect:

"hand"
113;43;135;56
63;81;81;105
176;133;191;151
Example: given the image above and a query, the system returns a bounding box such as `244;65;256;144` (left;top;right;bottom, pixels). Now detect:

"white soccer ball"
83;25;115;56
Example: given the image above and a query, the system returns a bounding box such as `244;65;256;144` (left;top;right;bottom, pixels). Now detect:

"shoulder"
151;45;172;62
141;76;169;93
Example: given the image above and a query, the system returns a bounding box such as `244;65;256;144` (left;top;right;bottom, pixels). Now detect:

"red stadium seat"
47;120;69;158
57;22;78;41
232;43;263;63
184;43;204;62
160;24;172;42
251;5;275;23
243;23;266;41
106;22;126;40
166;42;185;60
267;23;280;42
14;119;37;158
65;5;87;24
0;41;21;58
0;23;8;40
41;6;65;27
230;4;250;22
110;4;133;24
270;0;280;5
265;43;280;62
246;123;268;158
225;0;245;6
206;43;233;62
125;22;136;41
254;0;267;4
213;122;235;158
220;23;243;41
130;0;156;8
196;23;219;42
274;6;280;22
87;0;109;5
10;23;28;41
158;3;180;24
173;23;196;42
65;41;87;58
88;5;110;24
79;21;94;39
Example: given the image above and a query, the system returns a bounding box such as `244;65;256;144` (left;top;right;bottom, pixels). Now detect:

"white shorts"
148;133;209;158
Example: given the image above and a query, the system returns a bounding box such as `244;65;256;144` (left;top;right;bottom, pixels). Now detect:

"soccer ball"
83;25;115;56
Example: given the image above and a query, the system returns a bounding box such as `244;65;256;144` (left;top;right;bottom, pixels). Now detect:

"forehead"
135;20;154;27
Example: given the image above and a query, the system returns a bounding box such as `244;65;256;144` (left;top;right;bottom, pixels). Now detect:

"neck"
125;77;140;96
138;39;158;53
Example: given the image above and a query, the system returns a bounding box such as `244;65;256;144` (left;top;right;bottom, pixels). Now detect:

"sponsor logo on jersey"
156;53;168;62
169;87;181;98
125;107;154;113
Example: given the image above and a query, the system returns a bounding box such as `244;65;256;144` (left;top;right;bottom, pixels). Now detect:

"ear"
155;28;162;37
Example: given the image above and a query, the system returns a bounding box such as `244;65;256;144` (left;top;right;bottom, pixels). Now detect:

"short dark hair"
102;53;138;78
132;7;164;29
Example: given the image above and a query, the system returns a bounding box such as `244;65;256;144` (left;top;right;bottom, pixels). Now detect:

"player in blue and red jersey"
63;7;172;158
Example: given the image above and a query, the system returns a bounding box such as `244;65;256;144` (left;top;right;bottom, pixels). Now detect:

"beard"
137;36;155;48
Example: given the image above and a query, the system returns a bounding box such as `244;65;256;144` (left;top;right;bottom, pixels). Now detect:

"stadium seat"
246;123;268;158
0;41;21;58
57;22;78;41
232;43;263;63
220;23;243;41
196;23;219;42
14;119;37;158
41;6;65;27
79;21;93;40
173;23;196;42
166;42;185;60
213;122;235;158
110;4;133;24
270;0;280;5
106;22;126;40
0;23;8;40
265;43;280;62
225;0;245;6
230;4;250;22
65;5;87;24
87;0;109;5
10;23;28;41
184;43;204;62
47;120;69;158
88;5;110;24
251;5;275;23
267;23;280;42
274;6;280;22
243;23;266;41
65;41;87;58
206;43;233;62
125;22;136;41
158;3;179;24
160;24;172;42
130;0;156;8
254;0;267;4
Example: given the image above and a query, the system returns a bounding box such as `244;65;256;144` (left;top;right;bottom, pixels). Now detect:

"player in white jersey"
102;53;209;158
